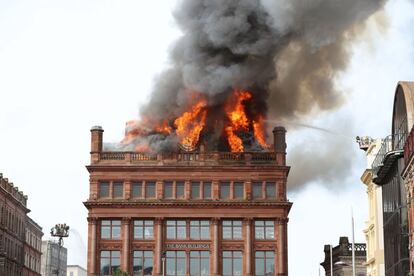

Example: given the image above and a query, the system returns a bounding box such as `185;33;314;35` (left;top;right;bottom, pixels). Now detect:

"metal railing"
372;132;407;178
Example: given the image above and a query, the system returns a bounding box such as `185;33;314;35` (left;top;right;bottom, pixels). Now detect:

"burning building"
84;122;291;276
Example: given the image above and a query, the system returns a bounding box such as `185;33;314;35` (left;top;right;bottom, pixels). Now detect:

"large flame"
253;115;269;149
224;90;252;152
174;97;207;151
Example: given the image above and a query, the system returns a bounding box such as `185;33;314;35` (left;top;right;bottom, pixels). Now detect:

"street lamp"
161;251;166;276
50;223;70;276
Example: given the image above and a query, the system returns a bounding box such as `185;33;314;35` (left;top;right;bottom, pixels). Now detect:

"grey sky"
0;0;413;275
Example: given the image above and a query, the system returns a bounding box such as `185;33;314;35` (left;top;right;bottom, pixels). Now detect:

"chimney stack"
90;126;104;153
90;126;104;164
273;126;287;165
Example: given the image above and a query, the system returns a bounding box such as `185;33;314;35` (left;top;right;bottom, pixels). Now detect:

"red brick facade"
84;126;292;276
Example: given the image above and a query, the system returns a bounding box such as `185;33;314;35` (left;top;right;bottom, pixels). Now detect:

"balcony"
372;133;406;185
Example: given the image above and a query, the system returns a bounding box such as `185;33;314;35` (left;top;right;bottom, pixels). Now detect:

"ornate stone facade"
84;126;292;276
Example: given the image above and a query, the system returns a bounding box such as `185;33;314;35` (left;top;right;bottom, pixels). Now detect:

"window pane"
201;226;210;239
146;182;156;198
252;182;262;199
164;182;173;198
233;182;244;199
255;258;265;275
134;226;143;239
113;182;123;198
265;182;276;199
255;226;264;239
167;226;176;239
112;222;121;239
132;182;142;198
220;182;230;199
233;226;242;239
176;182;185;198
190;225;200;239
177;226;186;239
234;258;242;276
145;225;154;239
101;226;110;239
266;226;274;240
192;182;200;199
223;258;231;276
203;182;211;199
223;226;231;239
99;182;109;198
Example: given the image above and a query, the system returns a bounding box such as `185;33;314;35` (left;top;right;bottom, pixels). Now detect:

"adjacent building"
67;265;87;276
371;81;414;275
23;217;43;276
84;125;292;276
41;240;68;276
320;237;367;276
0;173;43;276
401;83;414;275
358;137;385;276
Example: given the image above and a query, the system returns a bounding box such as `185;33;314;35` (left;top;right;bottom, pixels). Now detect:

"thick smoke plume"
119;0;387;187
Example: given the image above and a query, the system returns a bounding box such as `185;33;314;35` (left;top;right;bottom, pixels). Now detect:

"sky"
0;0;413;275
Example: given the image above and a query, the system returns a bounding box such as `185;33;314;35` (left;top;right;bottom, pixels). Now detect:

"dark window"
222;220;242;240
146;182;156;198
203;182;212;199
164;181;173;199
100;251;120;276
233;182;244;199
166;251;186;276
166;220;186;239
134;220;154;240
190;251;210;276
255;251;274;276
192;182;201;199
255;221;275;240
99;182;110;198
113;182;123;198
132;182;142;198
265;182;276;199
176;182;185;199
101;220;121;239
190;220;210;240
222;251;242;276
133;251;153;276
220;182;230;199
252;182;262;199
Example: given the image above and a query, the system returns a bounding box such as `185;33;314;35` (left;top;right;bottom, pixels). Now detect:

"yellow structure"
359;138;385;276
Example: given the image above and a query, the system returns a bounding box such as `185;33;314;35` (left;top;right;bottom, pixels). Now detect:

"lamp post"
50;223;70;276
161;251;166;276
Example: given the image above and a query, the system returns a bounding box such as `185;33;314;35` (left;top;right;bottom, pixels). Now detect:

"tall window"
190;251;210;276
100;251;120;276
113;182;124;198
164;181;173;199
255;251;274;276
222;220;242;239
133;251;153;276
101;220;121;239
222;251;242;276
146;181;156;198
134;220;154;240
176;182;185;199
192;182;201;199
203;182;212;199
132;182;143;198
233;182;244;199
265;182;276;199
166;220;186;239
255;221;275;240
190;220;210;240
99;182;110;198
166;251;186;276
252;182;262;199
220;182;230;199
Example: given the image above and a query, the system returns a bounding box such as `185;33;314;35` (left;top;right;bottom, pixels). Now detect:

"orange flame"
174;97;207;150
253;115;269;149
225;90;252;152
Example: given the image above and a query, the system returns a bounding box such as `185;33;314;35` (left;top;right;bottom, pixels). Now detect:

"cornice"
86;164;290;173
83;200;293;210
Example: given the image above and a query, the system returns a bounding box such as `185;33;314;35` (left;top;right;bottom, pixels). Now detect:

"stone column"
277;219;287;276
212;218;220;276
122;217;131;273
87;217;97;275
243;218;252;276
155;218;164;276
